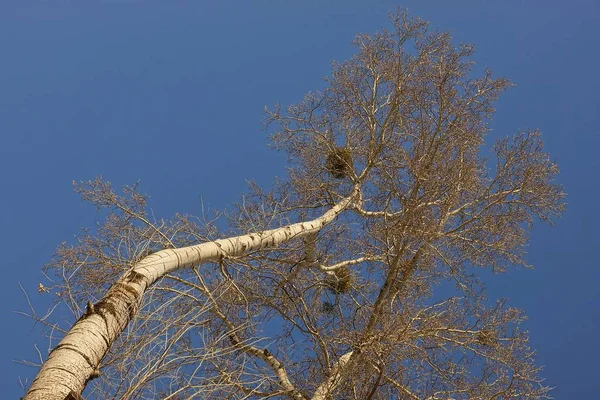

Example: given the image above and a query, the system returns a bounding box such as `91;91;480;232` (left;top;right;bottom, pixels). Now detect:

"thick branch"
318;256;383;272
311;351;354;400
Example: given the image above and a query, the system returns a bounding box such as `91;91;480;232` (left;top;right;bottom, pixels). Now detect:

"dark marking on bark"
64;390;84;400
95;299;117;318
263;348;271;357
91;368;101;379
114;281;139;298
87;367;101;382
84;301;95;316
125;270;145;284
82;366;102;389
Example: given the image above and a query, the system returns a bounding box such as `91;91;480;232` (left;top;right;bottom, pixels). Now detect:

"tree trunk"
23;190;358;400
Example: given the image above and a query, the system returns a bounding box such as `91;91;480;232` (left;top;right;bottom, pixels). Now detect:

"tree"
22;11;564;400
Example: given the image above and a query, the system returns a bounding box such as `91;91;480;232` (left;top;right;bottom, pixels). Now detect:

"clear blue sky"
1;1;598;398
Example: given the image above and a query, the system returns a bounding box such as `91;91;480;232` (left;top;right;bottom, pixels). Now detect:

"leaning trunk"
24;190;358;400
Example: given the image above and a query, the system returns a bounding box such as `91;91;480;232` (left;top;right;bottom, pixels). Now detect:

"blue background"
1;1;598;398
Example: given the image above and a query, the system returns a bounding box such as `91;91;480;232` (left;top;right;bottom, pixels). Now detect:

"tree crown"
30;10;564;400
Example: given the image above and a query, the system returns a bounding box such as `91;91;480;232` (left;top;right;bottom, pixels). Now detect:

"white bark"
311;351;354;400
24;189;358;400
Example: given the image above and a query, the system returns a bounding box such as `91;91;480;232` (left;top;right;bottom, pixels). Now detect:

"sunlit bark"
24;190;358;399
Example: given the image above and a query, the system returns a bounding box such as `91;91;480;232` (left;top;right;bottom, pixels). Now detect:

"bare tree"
21;11;564;400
